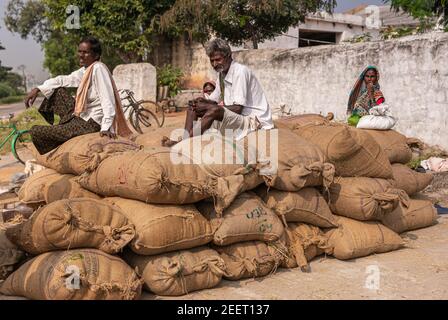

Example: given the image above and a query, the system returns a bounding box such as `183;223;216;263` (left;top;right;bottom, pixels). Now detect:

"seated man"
164;38;273;145
24;36;131;155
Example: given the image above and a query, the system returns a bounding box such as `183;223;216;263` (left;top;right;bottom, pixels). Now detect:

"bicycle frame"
0;123;18;150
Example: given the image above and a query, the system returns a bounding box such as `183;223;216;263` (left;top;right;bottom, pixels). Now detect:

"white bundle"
356;104;397;130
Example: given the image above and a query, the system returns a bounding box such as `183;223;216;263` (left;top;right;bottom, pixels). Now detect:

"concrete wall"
181;32;448;150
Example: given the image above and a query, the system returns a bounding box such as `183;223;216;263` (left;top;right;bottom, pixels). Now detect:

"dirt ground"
1;110;447;300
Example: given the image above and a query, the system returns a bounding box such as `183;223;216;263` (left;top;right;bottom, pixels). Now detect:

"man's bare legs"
161;104;224;147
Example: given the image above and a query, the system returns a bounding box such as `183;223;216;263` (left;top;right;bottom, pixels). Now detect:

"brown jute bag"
123;247;225;296
263;129;335;191
381;198;438;233
391;163;433;196
293;124;392;179
0;249;142;300
6;198;135;255
214;241;284;280
32;132;141;175
0;215;25;281
196;192;284;246
104;197;213;255
329;177;410;221
365;129;412;164
325;217;404;260
256;186;337;228
78;140;263;215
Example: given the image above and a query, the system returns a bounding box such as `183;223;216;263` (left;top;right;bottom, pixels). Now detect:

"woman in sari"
347;66;385;124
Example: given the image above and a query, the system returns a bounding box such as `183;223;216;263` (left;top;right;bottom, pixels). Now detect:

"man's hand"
100;130;117;139
24;88;40;109
193;100;216;117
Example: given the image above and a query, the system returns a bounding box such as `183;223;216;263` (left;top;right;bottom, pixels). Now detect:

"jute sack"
0;249;142;300
256;186;337;228
381;199;438;233
134;127;183;151
282;223;331;271
0;215;25;280
104;197;213;255
274;114;330;130
263;128;335;191
195;192;284;246
293;124;392;179
214;241;283;280
43;175;101;203
391;163;433;196
6;198;135;255
31;132;141;175
78;135;263;215
329;177;410;221
365;129;412;164
123;247;225;296
325;217;404;260
18;168;60;204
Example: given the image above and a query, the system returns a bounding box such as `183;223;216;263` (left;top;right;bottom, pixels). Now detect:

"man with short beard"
163;38;273;146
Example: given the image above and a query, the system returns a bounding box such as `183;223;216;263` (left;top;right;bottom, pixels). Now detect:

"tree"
158;0;337;48
0;39;25;95
387;0;448;28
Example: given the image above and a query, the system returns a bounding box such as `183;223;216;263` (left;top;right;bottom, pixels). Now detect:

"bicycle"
0;113;33;164
119;89;162;134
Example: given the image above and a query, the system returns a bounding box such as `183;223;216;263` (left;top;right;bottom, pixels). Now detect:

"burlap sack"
281;223;330;271
18;168;60;204
214;241;283;280
391;163;433;196
0;249;142;300
325;217;404;260
263;128;335;191
134;127;183;151
78;135;263;215
382;199;438;233
196;192;284;246
123;247;225;296
293;124;392;179
365;129;412;164
6;198;135;255
43;175;101;203
32;132;141;175
329;177;410;221
274;114;330;130
0;215;25;280
104;197;213;255
256;186;337;228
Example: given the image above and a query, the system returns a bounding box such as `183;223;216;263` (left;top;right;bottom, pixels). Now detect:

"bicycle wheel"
128;108;141;133
12;130;33;164
134;108;160;134
138;100;165;127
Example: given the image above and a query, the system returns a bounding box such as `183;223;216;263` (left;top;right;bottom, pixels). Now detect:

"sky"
0;0;386;85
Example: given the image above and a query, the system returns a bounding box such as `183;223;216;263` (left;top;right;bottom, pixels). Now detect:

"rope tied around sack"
62;202;134;253
290;162;335;190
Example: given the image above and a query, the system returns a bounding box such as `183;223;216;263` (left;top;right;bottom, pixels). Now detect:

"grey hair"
205;38;232;58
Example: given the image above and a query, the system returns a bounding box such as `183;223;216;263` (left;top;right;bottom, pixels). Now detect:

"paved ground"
0;98;43;117
1;110;447;300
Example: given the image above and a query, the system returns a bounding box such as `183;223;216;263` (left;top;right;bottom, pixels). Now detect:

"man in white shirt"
24;37;118;154
164;38;273;145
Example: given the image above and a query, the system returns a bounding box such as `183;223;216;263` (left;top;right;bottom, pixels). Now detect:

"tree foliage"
159;0;336;48
387;0;448;27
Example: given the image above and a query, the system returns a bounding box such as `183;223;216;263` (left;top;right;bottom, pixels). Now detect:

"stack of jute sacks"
275;114;438;260
0;112;439;299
